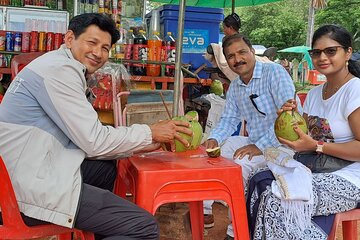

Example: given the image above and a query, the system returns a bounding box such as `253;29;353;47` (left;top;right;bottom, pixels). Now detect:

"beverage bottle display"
146;31;161;77
132;29;147;76
84;0;93;13
164;32;176;77
115;26;125;60
124;29;134;74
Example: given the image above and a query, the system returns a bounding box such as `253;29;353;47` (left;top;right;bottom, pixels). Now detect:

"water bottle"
132;30;147;76
147;31;161;77
164;32;176;77
115;26;125;60
124;29;134;74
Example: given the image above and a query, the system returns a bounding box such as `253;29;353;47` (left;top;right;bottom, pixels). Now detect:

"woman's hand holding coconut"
275;99;314;151
278;126;317;152
276;99;297;115
149;119;193;152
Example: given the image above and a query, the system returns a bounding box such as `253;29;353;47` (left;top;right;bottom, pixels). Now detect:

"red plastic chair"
328;208;360;240
114;147;250;240
0;156;94;240
11;52;44;80
297;92;307;107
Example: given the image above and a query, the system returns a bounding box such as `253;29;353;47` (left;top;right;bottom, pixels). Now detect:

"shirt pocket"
251;94;269;118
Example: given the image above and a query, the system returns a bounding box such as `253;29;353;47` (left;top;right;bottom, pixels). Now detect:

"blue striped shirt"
209;61;296;152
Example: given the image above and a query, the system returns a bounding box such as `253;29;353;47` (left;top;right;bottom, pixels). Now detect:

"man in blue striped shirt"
203;33;297;239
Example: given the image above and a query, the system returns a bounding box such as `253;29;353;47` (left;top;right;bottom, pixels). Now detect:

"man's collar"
252;61;263;79
61;44;87;75
238;60;263;85
61;44;75;60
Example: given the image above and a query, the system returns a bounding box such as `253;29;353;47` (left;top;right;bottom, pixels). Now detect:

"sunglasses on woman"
308;46;346;58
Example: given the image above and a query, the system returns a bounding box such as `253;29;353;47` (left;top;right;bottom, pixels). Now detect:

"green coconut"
210;79;223;96
189;120;203;150
185;110;199;121
172;116;193;152
206;147;221;158
274;111;308;141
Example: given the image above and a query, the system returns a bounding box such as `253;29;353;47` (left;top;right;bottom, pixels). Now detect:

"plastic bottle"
164;32;176;77
132;29;147;76
124;29;134;74
147;31;162;77
78;0;85;14
84;0;93;13
98;0;104;13
92;0;99;13
115;26;125;60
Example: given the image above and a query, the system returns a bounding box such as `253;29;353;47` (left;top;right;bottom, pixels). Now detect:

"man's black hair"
68;13;120;45
222;33;253;56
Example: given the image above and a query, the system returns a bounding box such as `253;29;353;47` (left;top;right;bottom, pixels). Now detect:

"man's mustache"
234;61;246;67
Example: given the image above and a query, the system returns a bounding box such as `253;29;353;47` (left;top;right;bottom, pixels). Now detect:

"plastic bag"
87;62;131;111
202;93;226;142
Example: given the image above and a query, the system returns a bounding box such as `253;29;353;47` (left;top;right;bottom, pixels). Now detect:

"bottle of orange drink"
147;31;162;77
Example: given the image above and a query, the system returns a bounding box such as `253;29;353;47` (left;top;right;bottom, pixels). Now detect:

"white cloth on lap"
265;147;313;232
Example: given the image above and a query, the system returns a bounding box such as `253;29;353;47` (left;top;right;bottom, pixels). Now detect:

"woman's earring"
346;60;349;67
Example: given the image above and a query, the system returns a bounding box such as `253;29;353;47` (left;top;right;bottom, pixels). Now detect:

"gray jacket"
0;45;153;227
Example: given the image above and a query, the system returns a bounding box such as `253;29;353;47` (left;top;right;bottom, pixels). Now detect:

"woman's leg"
249;171;360;239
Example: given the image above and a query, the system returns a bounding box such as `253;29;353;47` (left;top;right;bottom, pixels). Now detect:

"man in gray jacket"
0;13;191;239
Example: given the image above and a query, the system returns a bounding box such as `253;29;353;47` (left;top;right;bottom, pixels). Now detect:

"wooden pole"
306;0;315;47
172;0;186;117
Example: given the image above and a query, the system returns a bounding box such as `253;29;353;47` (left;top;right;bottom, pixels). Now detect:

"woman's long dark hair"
312;25;360;78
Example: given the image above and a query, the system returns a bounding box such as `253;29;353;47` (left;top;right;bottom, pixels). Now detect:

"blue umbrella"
278;45;313;70
278;45;310;54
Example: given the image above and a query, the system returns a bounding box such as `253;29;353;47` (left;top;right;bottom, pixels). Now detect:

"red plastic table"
114;147;250;240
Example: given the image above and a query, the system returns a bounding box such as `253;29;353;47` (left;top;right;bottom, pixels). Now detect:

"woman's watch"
316;141;324;153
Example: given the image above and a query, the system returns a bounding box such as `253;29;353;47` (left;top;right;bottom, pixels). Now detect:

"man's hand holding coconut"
149;119;193;152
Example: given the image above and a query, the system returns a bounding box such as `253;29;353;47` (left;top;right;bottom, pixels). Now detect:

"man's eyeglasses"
308;46;346;58
249;94;266;116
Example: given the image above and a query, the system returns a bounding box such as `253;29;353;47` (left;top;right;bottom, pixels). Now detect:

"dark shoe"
224;234;234;240
204;214;214;228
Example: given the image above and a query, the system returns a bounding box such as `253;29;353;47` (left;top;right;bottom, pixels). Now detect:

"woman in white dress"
247;24;360;239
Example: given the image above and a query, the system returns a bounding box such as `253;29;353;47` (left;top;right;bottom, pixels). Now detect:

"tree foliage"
315;0;360;50
228;0;360;50
235;0;309;49
315;0;360;35
146;0;164;13
146;0;360;51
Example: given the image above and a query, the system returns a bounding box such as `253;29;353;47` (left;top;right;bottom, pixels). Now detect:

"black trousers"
1;160;159;240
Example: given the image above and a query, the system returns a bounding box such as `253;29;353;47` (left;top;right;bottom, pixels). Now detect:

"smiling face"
311;35;352;77
64;25;111;74
224;38;256;83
